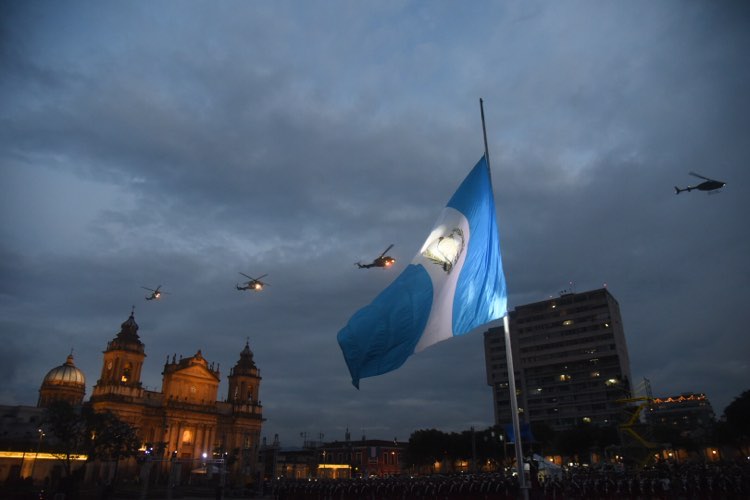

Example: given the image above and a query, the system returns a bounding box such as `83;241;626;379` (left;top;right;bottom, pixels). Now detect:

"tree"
475;426;508;465
406;427;518;472
719;389;750;457
43;401;88;478
403;429;450;470
43;402;141;484
550;423;619;463
529;422;556;456
554;424;594;462
84;408;141;480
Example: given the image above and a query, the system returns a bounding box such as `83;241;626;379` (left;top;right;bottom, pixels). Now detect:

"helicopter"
675;172;726;194
236;273;269;291
356;244;396;269
142;285;167;301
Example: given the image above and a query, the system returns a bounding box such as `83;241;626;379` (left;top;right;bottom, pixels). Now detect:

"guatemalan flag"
337;155;507;388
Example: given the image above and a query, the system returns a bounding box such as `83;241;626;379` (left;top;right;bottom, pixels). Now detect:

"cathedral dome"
38;354;86;407
43;354;86;387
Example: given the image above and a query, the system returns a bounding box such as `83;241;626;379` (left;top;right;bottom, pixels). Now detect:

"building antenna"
560;281;577;296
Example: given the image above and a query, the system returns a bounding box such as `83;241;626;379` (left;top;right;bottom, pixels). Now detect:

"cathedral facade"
36;311;264;485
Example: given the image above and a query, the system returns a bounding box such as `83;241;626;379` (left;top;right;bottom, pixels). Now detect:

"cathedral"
9;310;264;486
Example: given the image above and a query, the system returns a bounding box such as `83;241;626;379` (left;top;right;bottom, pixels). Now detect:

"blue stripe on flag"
449;156;507;334
337;264;433;388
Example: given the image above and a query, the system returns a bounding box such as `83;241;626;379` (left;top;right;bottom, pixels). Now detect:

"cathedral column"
201;424;210;456
175;422;183;456
167;420;178;455
196;425;205;457
207;425;215;455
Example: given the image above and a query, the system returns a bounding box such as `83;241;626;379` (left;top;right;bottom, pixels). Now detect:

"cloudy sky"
2;1;748;447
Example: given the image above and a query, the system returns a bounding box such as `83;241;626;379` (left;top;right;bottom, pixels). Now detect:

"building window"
121;362;132;383
182;430;193;445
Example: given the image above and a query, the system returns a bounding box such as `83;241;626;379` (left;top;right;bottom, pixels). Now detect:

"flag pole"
479;98;529;497
480;98;491;171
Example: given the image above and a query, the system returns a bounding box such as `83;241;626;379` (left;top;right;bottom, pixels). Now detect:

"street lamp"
30;428;45;482
491;431;507;469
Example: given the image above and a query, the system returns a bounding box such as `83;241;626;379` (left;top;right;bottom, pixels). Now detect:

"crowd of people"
535;461;750;499
267;460;750;499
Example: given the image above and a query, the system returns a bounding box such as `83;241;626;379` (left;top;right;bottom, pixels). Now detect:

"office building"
485;287;632;431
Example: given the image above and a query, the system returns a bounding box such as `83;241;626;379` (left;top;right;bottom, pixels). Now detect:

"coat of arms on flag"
337;155;507;388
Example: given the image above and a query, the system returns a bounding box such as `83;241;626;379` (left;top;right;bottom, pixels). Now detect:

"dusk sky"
2;1;748;447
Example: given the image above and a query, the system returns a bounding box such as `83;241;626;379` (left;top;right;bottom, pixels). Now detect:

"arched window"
182;429;193;445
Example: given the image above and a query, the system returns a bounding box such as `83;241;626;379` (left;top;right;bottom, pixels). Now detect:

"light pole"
491;430;507;470
500;433;507;468
30;428;45;482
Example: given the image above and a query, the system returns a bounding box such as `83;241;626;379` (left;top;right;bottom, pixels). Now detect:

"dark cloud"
1;1;749;447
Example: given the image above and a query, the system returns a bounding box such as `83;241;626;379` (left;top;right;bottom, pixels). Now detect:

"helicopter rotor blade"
379;244;394;258
689;172;712;181
255;274;268;280
239;272;253;280
141;286;155;292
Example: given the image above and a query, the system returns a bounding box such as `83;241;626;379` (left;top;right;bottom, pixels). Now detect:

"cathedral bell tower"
227;341;261;405
91;310;146;400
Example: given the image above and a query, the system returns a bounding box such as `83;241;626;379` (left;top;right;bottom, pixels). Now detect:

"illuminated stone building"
0;311;264;486
88;311;264;482
484;288;633;431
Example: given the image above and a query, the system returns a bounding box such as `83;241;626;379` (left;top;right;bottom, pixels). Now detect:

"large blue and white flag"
337;155;507;388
